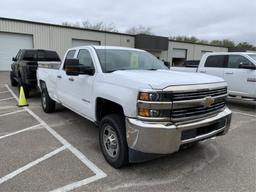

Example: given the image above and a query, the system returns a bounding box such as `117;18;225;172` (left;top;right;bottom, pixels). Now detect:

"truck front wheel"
99;114;128;168
41;87;55;113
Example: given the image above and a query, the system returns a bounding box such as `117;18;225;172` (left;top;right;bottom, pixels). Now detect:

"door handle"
68;77;74;82
225;72;234;75
57;75;62;79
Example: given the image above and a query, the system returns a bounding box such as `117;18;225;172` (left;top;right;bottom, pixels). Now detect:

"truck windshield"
95;49;168;73
248;54;256;62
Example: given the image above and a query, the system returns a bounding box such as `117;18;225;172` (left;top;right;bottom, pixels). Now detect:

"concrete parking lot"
0;71;255;192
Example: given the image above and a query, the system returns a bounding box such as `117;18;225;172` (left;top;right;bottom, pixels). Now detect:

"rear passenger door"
199;55;226;78
224;55;255;97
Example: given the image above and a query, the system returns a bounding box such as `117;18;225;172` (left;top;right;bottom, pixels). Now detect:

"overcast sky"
1;0;255;45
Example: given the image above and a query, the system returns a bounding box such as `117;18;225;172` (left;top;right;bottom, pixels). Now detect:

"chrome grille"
170;87;227;122
172;87;227;101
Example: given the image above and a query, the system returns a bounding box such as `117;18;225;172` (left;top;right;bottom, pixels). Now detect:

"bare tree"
126;25;154;35
62;20;118;32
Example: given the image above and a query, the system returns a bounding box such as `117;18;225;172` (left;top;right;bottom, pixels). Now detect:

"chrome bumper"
126;107;232;154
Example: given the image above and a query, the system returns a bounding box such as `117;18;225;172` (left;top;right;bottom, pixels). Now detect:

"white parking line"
232;111;256;118
5;84;107;191
0;97;14;102
0;124;42;141
0;109;25;117
51;175;104;192
0;146;66;185
0;91;9;94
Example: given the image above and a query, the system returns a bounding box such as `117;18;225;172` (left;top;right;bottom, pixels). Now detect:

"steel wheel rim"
102;124;119;159
42;92;47;109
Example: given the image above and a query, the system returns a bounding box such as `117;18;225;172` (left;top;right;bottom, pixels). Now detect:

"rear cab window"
205;55;226;68
38;50;60;61
21;50;37;61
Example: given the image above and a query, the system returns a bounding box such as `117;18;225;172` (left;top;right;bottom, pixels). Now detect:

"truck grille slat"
172;88;227;101
170;87;227;122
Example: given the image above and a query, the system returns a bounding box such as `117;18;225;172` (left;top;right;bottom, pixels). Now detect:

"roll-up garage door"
173;49;187;58
72;39;100;48
0;33;33;71
172;48;187;67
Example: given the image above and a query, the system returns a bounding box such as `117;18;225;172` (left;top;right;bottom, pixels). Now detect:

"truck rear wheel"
41;87;55;113
10;71;18;87
99;114;128;168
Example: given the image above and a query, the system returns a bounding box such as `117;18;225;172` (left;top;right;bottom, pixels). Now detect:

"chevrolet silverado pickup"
10;49;61;97
37;46;232;168
171;53;256;100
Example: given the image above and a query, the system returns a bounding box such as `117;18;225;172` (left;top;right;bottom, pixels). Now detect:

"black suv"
10;49;60;97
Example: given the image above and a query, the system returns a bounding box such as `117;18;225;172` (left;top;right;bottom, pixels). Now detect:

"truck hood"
111;70;225;90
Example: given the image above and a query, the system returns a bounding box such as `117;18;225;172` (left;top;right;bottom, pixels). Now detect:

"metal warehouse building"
0;17;228;71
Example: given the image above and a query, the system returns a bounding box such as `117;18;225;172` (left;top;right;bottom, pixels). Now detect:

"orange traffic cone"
17;86;28;107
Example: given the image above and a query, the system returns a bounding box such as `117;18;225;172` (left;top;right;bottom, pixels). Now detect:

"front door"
224;55;256;97
59;49;95;119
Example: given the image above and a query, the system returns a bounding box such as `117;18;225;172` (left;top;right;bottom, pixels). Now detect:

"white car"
171;52;256;100
37;46;232;168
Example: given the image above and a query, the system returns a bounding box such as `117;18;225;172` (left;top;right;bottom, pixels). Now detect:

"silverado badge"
203;96;215;108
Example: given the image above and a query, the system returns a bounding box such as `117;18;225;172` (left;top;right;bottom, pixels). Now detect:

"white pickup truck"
37;46;232;168
171;53;256;100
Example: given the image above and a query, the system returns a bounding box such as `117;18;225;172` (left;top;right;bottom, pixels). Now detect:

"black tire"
99;114;128;168
10;71;18;87
41;86;55;113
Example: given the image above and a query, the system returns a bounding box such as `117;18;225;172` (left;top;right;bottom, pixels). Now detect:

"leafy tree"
236;42;256;51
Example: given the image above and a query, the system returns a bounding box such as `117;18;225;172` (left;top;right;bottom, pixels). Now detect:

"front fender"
93;81;138;118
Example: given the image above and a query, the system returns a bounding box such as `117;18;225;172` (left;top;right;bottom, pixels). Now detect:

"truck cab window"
15;50;22;61
77;49;94;68
22;50;37;61
38;50;61;61
227;55;252;69
66;50;76;59
63;50;76;70
205;55;226;68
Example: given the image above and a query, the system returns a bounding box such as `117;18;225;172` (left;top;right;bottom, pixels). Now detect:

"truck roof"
205;52;256;56
70;45;145;52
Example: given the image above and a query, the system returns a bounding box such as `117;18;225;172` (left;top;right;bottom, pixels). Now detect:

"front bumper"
126;107;232;155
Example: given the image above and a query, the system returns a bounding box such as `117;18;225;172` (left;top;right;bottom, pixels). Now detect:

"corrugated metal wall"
0;19;135;58
0;18;228;63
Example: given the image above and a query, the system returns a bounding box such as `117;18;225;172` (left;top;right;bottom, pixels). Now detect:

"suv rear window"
38;51;60;61
205;55;226;68
22;50;37;61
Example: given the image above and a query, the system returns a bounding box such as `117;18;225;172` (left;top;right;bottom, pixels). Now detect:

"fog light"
150;109;160;117
138;108;150;117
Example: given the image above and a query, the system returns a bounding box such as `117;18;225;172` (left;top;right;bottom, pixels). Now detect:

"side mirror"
164;61;170;68
64;59;95;76
12;57;17;62
239;62;256;70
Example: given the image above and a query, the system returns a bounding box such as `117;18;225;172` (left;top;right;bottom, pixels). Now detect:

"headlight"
138;92;160;101
137;91;172;121
138;91;173;102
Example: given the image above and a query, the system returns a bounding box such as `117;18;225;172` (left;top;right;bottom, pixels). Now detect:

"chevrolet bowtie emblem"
203;96;215;108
